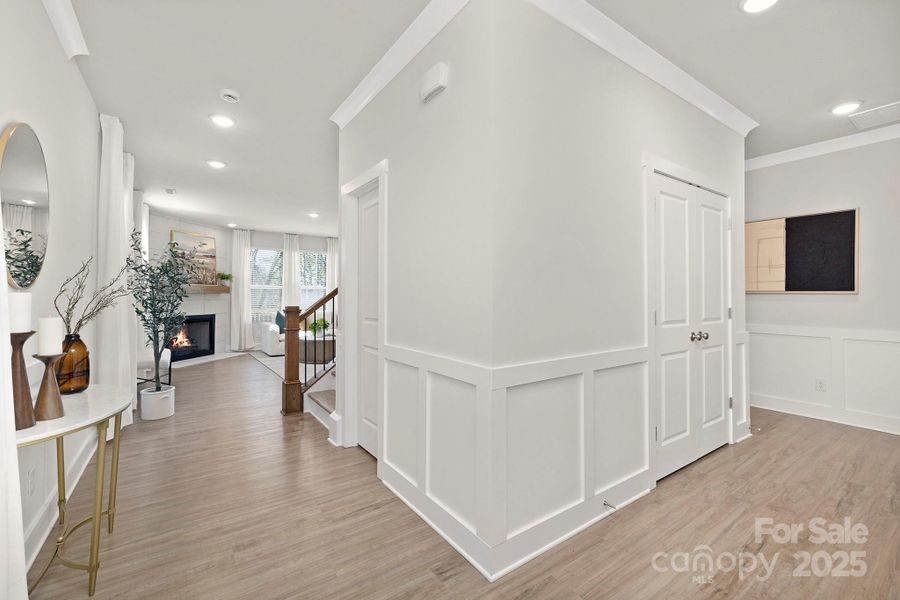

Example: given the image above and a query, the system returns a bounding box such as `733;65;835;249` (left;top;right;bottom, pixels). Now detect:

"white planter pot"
141;385;175;420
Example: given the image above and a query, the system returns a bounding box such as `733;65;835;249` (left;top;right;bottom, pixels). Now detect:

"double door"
653;172;730;479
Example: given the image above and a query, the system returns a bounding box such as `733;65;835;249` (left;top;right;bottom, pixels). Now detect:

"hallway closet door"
653;173;730;479
358;186;381;457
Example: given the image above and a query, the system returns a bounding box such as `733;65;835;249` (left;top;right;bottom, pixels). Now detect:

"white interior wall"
746;139;900;434
1;0;102;566
338;0;748;581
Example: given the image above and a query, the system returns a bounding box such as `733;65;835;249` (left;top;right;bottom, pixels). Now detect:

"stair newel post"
282;305;303;415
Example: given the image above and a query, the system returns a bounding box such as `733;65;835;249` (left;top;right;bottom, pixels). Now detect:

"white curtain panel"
95;115;135;428
326;236;339;292
230;229;254;350
0;192;29;600
282;233;301;308
1;203;32;234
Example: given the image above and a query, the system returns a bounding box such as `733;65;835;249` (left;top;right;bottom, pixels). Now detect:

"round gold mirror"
0;123;49;289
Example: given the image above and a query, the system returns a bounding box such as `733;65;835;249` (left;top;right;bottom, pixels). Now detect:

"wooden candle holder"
11;331;36;430
33;353;66;421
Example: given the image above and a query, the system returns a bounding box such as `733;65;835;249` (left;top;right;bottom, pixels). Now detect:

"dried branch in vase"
53;257;130;335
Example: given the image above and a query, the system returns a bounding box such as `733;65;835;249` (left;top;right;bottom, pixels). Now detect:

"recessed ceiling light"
206;160;227;169
165;188;177;195
226;223;237;228
21;199;36;205
308;212;320;219
740;0;779;13
210;114;235;128
831;101;862;116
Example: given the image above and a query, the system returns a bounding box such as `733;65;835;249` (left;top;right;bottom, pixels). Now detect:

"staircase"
281;288;337;415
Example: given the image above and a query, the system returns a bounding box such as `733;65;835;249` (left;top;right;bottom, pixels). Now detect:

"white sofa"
260;310;336;357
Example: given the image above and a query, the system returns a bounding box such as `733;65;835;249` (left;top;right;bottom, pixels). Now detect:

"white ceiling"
71;0;430;236
70;0;899;228
588;0;900;158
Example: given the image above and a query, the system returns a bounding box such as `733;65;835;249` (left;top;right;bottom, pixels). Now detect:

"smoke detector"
848;100;900;130
219;88;241;104
165;188;177;195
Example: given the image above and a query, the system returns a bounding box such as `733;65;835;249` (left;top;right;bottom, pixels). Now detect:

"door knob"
690;332;700;342
701;331;709;341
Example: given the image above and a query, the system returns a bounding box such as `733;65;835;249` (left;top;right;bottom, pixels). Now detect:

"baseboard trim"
751;394;900;436
304;399;340;444
381;461;653;581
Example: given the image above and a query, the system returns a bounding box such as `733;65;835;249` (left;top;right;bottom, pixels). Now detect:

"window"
298;251;327;307
250;248;283;325
249;248;328;325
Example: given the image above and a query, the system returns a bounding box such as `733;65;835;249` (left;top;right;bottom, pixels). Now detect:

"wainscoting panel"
593;362;648;494
383;360;419;486
506;375;584;537
750;330;831;407
749;325;900;435
426;372;478;532
844;339;900;421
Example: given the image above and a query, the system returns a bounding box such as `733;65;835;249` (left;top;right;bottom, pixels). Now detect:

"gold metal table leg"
88;420;108;596
107;413;122;533
56;437;66;526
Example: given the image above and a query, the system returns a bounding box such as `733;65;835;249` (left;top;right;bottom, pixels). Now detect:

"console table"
17;385;131;597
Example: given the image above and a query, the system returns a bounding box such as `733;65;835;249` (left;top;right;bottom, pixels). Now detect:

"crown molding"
745;123;900;172
330;0;471;130
331;0;758;137
526;0;758;137
41;0;89;60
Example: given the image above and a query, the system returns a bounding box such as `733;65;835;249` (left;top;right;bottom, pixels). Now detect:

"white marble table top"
16;384;132;447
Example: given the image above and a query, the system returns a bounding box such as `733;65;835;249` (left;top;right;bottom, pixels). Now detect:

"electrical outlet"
815;378;827;393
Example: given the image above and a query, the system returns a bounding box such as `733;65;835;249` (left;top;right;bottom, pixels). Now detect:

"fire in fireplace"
169;314;216;362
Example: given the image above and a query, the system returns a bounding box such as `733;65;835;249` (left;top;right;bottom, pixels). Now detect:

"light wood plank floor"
28;355;900;599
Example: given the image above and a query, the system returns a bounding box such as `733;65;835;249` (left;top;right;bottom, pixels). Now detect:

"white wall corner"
41;0;89;60
525;0;757;137
330;0;758;137
330;0;472;129
745;123;900;171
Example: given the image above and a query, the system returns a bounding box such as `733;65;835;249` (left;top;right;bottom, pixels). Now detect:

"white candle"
37;317;65;355
8;292;32;333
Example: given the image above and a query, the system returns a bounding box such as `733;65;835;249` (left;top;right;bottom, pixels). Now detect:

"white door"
357;187;380;457
653;173;730;479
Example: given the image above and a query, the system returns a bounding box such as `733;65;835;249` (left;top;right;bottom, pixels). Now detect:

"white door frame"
642;153;735;483
336;159;388;457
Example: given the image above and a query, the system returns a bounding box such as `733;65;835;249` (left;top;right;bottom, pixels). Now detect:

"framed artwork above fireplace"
171;229;217;286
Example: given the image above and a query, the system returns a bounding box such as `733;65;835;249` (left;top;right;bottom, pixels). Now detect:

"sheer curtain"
326;237;339;292
95;115;135;428
1;203;31;234
283;234;301;308
230;229;254;350
0;192;28;600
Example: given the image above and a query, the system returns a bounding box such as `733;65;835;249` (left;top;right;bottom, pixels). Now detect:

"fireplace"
169;314;215;362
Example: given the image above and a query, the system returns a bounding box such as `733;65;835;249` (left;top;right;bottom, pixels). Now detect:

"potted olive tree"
126;232;196;420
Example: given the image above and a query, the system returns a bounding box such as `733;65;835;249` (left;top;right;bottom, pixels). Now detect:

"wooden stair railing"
282;287;338;415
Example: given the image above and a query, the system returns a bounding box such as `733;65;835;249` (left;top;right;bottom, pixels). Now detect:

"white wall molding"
41;0;89;59
379;343;655;580
525;0;757;137
331;0;758;136
749;323;900;436
330;0;471;129
745;123;900;172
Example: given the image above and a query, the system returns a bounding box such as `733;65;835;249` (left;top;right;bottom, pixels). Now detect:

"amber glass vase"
56;334;90;394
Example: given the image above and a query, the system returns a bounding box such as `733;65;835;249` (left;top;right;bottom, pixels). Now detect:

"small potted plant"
307;317;330;336
127;231;196;420
216;272;232;286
